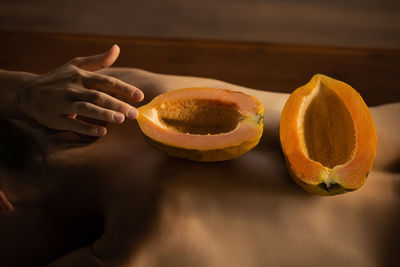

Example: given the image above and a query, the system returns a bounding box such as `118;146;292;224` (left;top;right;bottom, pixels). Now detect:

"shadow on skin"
36;160;162;267
381;179;400;266
153;143;312;200
94;68;400;265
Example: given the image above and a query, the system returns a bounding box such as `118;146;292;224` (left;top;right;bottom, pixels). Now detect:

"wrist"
0;70;39;119
15;72;40;119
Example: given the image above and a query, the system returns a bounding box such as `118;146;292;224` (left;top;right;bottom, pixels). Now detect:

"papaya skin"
280;74;377;196
143;135;259;162
136;87;264;162
284;155;357;196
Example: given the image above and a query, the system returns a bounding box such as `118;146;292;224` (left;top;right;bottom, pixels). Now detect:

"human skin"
0;45;144;136
1;68;399;266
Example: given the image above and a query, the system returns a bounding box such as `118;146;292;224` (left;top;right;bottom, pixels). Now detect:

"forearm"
0;69;38;119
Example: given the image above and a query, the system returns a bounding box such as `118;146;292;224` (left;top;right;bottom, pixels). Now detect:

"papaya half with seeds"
136;87;264;162
279;74;377;196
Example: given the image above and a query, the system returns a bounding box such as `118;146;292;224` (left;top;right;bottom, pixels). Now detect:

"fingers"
60;87;140;136
72;101;126;123
60;117;107;137
82;72;144;102
52;46;144;137
77;90;139;119
69;44;120;72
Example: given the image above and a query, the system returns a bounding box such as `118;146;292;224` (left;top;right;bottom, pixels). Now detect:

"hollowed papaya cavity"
299;82;356;169
137;88;264;162
280;74;377;195
157;99;243;135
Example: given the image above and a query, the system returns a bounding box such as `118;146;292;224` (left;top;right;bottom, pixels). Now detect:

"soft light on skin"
0;190;14;212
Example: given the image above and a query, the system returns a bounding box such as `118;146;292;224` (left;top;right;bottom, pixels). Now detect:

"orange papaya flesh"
279;74;377;195
137;87;264;162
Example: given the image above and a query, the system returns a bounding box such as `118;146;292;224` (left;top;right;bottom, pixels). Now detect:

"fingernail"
133;90;144;101
127;108;138;119
97;127;107;136
113;113;125;123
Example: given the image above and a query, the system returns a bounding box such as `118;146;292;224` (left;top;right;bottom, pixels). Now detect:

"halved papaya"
280;74;377;195
136;87;264;162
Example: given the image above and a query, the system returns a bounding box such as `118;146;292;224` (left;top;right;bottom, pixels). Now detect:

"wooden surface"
1;0;399;48
0;30;399;106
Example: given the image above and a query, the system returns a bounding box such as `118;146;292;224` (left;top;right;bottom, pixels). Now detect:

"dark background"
1;0;399;48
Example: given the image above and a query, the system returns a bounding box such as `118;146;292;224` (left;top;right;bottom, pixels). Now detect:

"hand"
18;45;144;136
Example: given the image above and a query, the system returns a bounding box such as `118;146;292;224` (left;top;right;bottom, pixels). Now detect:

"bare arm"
0;69;37;119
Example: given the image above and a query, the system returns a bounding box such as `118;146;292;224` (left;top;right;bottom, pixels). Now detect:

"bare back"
46;68;400;266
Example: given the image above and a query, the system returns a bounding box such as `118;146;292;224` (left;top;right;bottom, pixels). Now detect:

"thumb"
69;44;120;71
